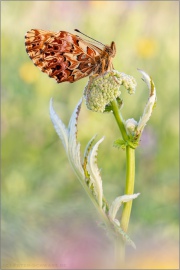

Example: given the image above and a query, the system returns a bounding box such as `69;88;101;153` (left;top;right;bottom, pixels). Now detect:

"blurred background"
1;1;179;269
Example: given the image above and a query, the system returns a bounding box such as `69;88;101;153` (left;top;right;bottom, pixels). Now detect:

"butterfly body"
25;29;116;83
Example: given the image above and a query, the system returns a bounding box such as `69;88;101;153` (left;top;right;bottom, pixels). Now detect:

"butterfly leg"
89;73;99;82
101;59;106;74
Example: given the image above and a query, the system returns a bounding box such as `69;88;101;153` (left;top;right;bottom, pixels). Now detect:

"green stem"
111;99;136;264
111;100;129;142
120;146;135;232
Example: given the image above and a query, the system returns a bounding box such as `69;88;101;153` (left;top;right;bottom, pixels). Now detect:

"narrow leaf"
87;137;104;207
49;98;68;152
109;193;140;221
67;98;84;178
137;69;157;133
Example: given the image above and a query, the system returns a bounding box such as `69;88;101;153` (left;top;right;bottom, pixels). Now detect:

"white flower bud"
125;118;138;136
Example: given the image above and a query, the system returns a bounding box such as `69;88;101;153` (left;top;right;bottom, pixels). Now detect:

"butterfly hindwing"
25;29;116;83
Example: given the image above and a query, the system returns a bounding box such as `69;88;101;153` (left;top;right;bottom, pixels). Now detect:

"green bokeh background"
1;1;179;269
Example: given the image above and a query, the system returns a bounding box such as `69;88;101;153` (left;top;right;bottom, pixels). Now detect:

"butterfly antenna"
74;29;105;46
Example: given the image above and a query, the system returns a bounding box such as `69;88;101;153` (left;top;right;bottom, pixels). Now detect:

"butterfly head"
110;41;116;58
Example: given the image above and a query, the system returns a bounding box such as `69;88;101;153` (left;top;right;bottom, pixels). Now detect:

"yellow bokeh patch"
136;38;158;58
19;62;39;84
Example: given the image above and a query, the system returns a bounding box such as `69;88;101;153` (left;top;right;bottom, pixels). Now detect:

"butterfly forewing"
25;29;115;83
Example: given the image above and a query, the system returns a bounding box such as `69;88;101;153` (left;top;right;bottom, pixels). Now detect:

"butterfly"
25;29;116;83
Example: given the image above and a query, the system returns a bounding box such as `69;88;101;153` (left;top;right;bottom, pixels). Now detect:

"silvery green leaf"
137;69;157;134
87;137;104;207
49;98;68;153
67;98;84;178
68;98;82;140
83;135;97;165
109;193;140;221
82;135;97;188
106;214;136;248
50;98;84;179
114;223;136;249
50;98;138;249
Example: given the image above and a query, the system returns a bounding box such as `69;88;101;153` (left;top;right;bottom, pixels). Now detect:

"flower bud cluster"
117;72;137;95
84;70;137;113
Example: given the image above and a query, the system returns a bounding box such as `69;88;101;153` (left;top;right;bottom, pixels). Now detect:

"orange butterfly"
25;29;116;83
